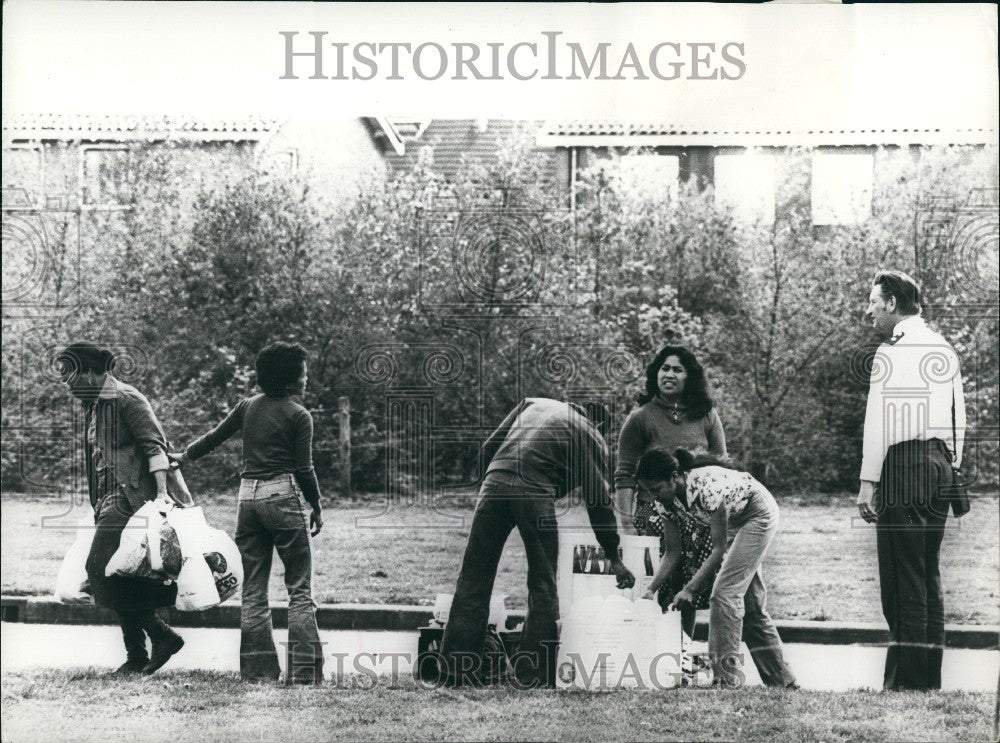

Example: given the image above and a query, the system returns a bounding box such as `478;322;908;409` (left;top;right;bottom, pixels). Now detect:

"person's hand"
167;450;188;467
310;506;323;536
857;480;878;523
642;589;657;601
669;588;695;610
609;558;635;590
621;521;638;536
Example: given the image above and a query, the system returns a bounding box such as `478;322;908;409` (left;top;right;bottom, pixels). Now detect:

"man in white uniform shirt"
857;270;967;691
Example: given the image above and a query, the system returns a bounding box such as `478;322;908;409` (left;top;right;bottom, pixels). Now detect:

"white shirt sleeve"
859;347;890;482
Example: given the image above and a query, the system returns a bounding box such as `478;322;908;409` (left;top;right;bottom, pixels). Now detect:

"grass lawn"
0;669;995;743
2;491;998;625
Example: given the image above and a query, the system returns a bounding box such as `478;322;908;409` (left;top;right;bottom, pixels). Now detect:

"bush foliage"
3;135;997;496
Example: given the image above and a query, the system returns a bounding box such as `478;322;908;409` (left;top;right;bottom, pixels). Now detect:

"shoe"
142;633;185;674
106;658;148;676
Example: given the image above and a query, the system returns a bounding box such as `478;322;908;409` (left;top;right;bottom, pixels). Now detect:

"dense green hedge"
2;136;997;496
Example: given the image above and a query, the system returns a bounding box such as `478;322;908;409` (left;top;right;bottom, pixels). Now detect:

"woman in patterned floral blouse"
639;491;715;637
635;447;797;689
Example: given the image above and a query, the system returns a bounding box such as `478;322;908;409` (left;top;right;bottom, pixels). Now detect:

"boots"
139;611;185;675
109;611;149;676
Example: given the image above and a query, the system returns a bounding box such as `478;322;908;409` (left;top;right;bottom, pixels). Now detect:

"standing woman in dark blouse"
173;342;324;684
614;345;726;632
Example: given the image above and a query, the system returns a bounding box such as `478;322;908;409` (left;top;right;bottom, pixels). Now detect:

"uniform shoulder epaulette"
885;331;905;346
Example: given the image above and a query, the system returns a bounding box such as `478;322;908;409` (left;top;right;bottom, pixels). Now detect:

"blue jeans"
440;471;560;687
708;489;796;688
236;475;323;683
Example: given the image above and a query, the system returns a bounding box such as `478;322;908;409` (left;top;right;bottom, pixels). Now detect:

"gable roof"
381;119;558;178
360;117;406;156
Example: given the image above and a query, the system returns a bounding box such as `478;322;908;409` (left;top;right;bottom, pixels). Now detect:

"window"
714;152;776;225
2;146;44;208
81;146;132;208
275;149;299;175
616;154;679;202
811;152;874;226
386;118;430;140
258;148;299;176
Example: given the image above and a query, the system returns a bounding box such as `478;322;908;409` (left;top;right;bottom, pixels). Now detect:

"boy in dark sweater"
439;398;634;688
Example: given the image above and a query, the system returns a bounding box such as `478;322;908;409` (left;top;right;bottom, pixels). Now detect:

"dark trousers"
87;489;179;664
87;489;178;612
440;471;560;688
876;439;951;691
118;609;175;663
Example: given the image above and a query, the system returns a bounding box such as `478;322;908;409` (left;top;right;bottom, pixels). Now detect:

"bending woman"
635;447;796;689
615;345;726;627
57;342;184;675
174;342;324;684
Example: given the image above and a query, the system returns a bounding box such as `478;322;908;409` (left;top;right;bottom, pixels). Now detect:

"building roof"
538;121;998;148
2;113;279;141
381;119;559;178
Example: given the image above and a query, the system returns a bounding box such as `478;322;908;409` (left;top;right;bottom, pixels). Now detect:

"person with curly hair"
174;341;324;684
635;447;796;689
56;342;185;675
614;345;726;633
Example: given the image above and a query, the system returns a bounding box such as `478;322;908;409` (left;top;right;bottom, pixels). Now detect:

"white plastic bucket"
488;593;507;628
433;593;453;624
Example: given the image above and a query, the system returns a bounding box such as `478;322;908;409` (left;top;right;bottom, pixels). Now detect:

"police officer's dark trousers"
876;439;951;691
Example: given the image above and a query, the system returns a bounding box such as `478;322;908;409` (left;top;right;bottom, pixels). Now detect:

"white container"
430;592;507;628
556;595;683;691
433;593;453;624
488;593;508;628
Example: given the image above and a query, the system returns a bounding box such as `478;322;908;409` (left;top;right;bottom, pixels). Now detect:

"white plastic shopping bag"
166;505;221;611
105;501;168;579
174;557;220;611
202;528;243;602
54;516;96;604
147;499;183;579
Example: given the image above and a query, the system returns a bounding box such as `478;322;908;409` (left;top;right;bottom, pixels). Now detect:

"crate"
415;624;522;682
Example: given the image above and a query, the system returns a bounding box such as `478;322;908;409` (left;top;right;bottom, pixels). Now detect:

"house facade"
537;120;998;228
4;112;995;225
359;115;998;228
0;114;399;210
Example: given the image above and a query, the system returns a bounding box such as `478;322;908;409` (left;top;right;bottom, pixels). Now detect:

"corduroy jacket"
85;375;170;511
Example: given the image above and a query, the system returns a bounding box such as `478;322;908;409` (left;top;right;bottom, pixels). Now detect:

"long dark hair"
635;447;739;481
637;345;714;420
